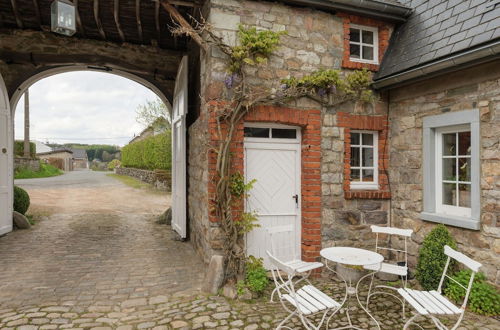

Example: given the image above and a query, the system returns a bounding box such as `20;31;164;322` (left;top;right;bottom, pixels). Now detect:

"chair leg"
276;310;297;330
403;313;420;330
270;286;278;303
365;272;375;308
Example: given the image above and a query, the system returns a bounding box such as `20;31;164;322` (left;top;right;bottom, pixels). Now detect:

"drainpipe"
373;41;500;90
282;0;413;22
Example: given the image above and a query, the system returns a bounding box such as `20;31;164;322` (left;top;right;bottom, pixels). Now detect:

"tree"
135;98;171;131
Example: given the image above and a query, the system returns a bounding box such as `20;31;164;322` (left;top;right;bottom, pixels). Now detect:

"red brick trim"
207;104;322;262
337;112;391;199
338;13;392;71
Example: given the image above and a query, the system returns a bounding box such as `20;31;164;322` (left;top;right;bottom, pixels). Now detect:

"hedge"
121;132;171;171
14;141;36;158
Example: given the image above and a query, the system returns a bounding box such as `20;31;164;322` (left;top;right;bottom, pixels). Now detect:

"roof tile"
375;0;500;80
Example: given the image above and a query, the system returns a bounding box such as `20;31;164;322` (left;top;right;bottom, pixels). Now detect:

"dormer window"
349;24;379;64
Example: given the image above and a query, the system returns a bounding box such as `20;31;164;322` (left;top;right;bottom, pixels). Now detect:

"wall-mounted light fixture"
51;0;76;36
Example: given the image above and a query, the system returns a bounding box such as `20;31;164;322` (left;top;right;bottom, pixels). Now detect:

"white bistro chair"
363;225;413;316
267;225;323;302
399;245;482;330
267;251;341;330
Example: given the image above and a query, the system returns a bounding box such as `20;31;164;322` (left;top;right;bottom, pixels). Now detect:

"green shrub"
108;159;121;170
14;141;36;158
416;224;457;290
244;256;269;295
13;185;30;215
444;270;500;316
121;132;171;170
15;163;62;179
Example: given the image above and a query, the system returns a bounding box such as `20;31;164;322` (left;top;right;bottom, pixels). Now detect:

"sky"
14;71;161;147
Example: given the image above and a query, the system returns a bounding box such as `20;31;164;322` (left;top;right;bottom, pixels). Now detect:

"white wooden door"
244;125;301;269
171;56;188;238
0;73;12;235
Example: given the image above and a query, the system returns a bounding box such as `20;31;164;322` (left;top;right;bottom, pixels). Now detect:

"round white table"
320;247;384;330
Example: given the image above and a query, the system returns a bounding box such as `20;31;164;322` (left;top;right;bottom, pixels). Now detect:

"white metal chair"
267;250;341;330
363;225;413;316
267;225;323;302
399;245;482;330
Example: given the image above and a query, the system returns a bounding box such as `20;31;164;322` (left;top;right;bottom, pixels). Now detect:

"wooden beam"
136;0;143;42
155;0;161;43
169;0;201;7
114;0;125;42
32;0;42;29
10;0;24;29
74;0;85;36
94;0;106;39
160;0;208;52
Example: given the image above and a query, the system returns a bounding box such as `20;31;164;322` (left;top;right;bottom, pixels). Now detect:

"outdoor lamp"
51;0;76;36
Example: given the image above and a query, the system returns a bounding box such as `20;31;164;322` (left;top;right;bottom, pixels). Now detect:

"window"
350;131;378;190
421;110;480;230
349;24;379;64
244;126;297;140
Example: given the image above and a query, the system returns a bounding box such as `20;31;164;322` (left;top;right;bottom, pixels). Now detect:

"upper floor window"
349;24;379;64
350;130;378;190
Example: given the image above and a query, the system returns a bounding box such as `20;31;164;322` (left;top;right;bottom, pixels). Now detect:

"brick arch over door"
209;105;322;262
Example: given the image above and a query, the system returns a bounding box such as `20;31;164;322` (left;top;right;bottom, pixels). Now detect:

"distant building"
70;148;89;169
38;149;73;172
33;141;52;154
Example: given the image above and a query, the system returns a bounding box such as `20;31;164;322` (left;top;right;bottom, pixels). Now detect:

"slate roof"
70;148;88;159
375;0;500;80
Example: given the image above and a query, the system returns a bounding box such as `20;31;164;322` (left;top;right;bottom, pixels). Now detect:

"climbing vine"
171;19;375;284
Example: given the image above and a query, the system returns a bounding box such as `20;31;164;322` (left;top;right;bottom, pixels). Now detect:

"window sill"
350;183;379;190
420;212;480;230
349;58;379;65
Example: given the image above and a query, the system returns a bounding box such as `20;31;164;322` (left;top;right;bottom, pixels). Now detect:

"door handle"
292;194;299;206
1;148;6;154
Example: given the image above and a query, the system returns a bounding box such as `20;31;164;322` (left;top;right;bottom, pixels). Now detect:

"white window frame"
435;125;472;218
350;130;379;190
349;24;379;65
243;123;301;144
421;110;480;230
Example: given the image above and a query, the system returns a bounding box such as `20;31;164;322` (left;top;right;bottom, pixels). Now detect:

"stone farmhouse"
0;0;498;284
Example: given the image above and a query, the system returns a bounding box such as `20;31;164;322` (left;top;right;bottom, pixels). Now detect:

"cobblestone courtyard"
2;172;499;329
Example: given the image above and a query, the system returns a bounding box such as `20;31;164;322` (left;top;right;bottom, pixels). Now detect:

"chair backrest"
266;224;296;262
266;250;295;276
266;250;297;299
370;225;413;267
438;245;482;309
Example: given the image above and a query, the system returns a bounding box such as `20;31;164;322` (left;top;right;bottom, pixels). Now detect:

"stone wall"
187;116;213;264
116;167;171;192
388;60;500;283
14;157;40;172
188;0;395;263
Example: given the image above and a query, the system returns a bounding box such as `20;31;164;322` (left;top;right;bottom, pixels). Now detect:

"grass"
15;163;63;179
107;173;155;190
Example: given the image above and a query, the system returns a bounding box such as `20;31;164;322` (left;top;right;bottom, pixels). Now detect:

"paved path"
2;171;205;310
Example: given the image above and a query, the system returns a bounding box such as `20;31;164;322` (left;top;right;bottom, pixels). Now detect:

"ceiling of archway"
0;0;205;51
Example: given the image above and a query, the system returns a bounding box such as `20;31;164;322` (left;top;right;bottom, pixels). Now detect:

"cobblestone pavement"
0;278;498;329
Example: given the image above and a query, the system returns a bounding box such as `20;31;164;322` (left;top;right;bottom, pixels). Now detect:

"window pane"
362;169;374;182
350;147;360;167
350;44;360;59
362;148;374;166
244;127;269;138
362;133;373;146
458;158;470;182
272;128;296;139
458;131;471;155
351;133;360;145
442;183;456;206
362;46;374;60
442;158;456;181
443;133;456;156
351;169;360;181
459;184;471;208
362;30;374;44
350;28;360;42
